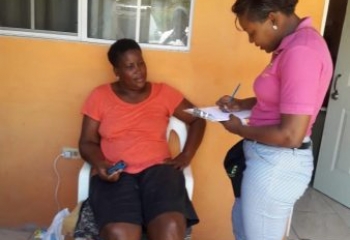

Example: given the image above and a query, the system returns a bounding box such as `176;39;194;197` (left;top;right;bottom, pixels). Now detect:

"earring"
272;25;278;30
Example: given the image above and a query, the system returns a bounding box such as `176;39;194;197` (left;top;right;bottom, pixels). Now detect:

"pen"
230;83;241;101
222;83;241;113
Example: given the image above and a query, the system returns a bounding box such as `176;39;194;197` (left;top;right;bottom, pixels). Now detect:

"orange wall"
0;1;326;239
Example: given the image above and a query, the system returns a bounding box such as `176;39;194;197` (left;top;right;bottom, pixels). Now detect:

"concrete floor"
1;187;349;240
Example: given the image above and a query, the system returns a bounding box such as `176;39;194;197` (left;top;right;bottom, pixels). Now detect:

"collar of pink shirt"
274;17;313;56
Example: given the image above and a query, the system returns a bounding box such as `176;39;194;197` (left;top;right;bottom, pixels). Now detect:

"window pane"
88;0;138;40
88;0;192;47
0;0;31;29
35;0;78;33
146;0;190;46
0;0;77;34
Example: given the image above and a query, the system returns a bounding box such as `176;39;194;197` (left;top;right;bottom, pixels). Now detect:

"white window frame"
0;0;195;51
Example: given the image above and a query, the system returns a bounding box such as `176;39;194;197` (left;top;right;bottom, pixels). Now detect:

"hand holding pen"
216;83;242;112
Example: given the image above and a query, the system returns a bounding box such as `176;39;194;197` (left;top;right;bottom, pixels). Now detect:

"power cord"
53;153;64;213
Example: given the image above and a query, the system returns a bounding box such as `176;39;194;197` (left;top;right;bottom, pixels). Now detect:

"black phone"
107;160;127;175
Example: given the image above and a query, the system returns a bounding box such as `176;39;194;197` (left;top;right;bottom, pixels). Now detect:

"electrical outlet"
62;147;80;159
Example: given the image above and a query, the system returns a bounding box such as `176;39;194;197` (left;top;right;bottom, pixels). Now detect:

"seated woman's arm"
78;115;121;182
170;98;206;169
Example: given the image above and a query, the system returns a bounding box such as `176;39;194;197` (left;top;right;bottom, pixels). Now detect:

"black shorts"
89;164;199;230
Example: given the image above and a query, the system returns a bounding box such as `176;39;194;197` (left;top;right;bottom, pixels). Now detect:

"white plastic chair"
78;116;193;202
77;117;193;239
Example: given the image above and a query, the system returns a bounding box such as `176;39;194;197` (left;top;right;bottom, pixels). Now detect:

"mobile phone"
107;160;127;175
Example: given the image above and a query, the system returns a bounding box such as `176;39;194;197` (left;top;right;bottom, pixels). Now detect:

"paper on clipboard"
184;106;251;123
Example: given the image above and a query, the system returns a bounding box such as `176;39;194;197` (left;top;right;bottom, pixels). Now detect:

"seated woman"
78;38;206;240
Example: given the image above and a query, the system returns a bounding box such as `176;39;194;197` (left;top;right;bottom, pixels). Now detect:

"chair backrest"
77;116;193;203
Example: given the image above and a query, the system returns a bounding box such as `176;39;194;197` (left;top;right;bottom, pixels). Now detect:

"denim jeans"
232;140;313;240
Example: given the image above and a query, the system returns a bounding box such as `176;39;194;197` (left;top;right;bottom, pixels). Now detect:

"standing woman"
216;1;333;239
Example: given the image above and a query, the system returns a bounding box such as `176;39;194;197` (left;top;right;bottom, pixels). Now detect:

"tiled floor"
1;187;349;240
0;228;34;240
287;187;350;240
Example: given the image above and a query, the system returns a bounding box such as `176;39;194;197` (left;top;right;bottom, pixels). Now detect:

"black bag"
223;139;246;198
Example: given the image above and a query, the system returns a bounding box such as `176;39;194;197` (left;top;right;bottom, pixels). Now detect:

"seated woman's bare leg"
147;212;186;240
100;222;142;240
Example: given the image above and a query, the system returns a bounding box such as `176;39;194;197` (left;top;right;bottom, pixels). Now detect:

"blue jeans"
232;140;313;240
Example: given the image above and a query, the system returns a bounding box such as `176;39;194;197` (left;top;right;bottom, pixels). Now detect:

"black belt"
245;139;311;150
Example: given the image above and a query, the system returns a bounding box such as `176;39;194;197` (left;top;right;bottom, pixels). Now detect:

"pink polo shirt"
249;17;333;136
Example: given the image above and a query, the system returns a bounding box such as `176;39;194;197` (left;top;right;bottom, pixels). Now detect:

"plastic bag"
43;208;70;240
